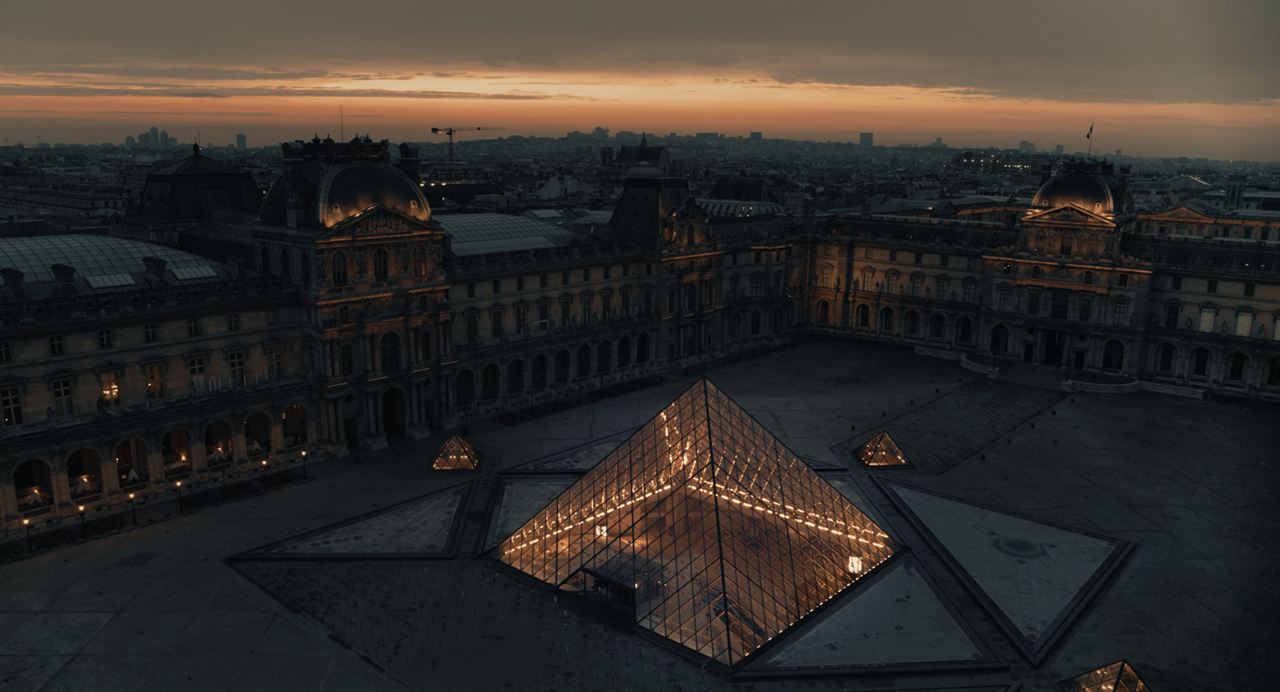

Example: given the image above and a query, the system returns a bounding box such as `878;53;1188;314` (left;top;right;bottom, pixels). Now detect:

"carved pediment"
1024;204;1115;228
325;205;428;238
1148;206;1215;222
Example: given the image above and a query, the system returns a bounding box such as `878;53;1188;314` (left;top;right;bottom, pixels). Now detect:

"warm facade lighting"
432;435;480;470
857;431;911;467
1061;659;1150;692
499;378;895;667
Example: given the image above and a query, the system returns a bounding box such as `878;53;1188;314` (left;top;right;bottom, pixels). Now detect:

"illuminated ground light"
499;377;895;668
433;435;480;470
856;431;911;467
1061;660;1151;692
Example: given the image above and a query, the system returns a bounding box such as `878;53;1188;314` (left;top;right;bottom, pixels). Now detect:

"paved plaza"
2;340;1278;691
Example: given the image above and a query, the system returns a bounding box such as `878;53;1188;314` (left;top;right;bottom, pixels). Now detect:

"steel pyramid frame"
1061;660;1151;692
433;435;480;470
857;431;910;467
499;378;895;667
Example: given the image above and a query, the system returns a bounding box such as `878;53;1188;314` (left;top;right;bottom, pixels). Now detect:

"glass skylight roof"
0;234;221;284
436;213;575;256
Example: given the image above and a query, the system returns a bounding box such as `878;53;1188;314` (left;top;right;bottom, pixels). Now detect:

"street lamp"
175;480;184;513
127;492;137;526
300;449;308;479
22;517;31;553
77;504;87;538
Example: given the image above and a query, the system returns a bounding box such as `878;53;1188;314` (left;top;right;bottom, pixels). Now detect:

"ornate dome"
259;138;431;229
1031;159;1130;218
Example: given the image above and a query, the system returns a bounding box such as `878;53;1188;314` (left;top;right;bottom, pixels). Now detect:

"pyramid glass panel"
433;435;480;470
857;431;910;467
1062;660;1151;692
498;378;895;666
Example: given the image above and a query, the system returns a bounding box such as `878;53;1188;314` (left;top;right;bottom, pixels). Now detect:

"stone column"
0;481;19;524
99;455;121;499
146;450;166;489
190;441;208;476
51;467;73;510
269;418;285;455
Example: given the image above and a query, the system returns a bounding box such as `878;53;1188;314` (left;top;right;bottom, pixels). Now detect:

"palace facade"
2;144;1277;533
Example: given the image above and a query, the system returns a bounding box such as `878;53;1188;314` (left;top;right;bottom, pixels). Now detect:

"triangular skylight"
1061;660;1151;692
433;435;480;470
498;378;895;667
857;431;910;467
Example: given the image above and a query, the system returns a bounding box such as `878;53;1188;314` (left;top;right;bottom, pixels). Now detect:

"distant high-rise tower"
149;127;160;147
859;132;874;147
1055;144;1065;156
1019;140;1035;153
125;135;136;147
749;131;763;141
236;133;247;150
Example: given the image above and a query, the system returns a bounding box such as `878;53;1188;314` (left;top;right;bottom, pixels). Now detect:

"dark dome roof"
260;160;431;228
1032;159;1129;217
136;145;260;221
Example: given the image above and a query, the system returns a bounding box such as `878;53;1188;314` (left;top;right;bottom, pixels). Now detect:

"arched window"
904;311;920;337
929;314;946;339
373;248;389;282
280;248;292;280
1227;353;1247;381
1158;343;1175;372
331;252;348;287
856;304;869;328
878;307;895;333
1192;348;1210;377
817;301;830;325
1102;340;1125;371
990;324;1009;355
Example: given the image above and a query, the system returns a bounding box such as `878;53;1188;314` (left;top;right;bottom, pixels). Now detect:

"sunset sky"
1;0;1277;160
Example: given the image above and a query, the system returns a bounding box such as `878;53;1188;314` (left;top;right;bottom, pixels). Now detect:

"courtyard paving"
1;340;1277;691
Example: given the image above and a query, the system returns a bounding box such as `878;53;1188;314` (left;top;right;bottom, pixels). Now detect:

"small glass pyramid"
499;378;895;666
857;431;910;467
433;435;480;470
1062;660;1151;692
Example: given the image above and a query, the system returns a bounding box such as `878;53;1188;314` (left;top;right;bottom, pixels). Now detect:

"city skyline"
1;0;1277;160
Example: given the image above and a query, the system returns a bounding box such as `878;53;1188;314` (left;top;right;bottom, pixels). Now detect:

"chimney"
143;256;167;278
1;268;23;298
50;264;76;292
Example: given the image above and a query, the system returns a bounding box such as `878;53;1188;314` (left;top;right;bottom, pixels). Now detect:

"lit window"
99;372;120;406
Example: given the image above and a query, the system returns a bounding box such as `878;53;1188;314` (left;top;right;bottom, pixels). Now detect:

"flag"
1086;122;1093;140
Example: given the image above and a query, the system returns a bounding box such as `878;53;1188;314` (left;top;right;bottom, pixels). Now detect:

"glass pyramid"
498;378;895;666
433;435;480;470
857;431;910;467
1062;660;1151;692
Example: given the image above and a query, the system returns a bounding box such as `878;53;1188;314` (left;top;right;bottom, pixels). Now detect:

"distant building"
1019;141;1036;153
235;133;247;150
749;132;763;141
694;132;721;141
859;132;874;147
1055;144;1065;156
611;134;670;174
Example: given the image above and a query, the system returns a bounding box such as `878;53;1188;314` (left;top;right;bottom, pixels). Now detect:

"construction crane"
430;126;502;162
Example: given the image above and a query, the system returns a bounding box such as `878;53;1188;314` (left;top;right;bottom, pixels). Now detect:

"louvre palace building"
1;138;1277;532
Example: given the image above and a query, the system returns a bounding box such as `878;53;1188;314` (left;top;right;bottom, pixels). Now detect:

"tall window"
49;335;64;357
490;310;503;338
99;372;120;406
537;302;549;327
146;363;165;398
266;345;283;380
227;313;241;331
144;323;158;343
331;252;348;287
0;341;11;364
412;245;429;278
516;304;528;335
188;356;207;386
373;248;388;282
228;351;246;384
187;319;201;337
50;378;73;416
0;387;21;426
97;329;113;350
